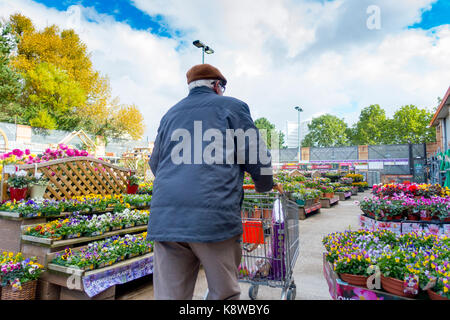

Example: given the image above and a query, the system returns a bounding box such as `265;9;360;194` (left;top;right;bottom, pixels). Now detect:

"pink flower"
74;149;80;156
80;150;88;156
66;149;75;157
25;149;30;155
352;288;384;300
12;149;24;158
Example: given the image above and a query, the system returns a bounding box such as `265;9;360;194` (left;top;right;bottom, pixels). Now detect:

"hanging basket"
1;280;37;300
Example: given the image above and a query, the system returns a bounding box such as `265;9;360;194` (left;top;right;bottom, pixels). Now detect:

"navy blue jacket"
147;86;273;243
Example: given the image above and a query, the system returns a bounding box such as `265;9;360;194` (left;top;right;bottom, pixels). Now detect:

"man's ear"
213;81;220;94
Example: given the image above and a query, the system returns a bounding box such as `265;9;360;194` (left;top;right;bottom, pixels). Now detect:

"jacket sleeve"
231;102;274;193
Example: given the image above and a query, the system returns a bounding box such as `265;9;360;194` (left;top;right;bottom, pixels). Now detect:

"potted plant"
28;172;49;199
0;252;44;300
7;170;30;202
127;175;140;194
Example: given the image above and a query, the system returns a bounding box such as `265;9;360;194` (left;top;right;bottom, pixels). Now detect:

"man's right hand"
273;183;284;194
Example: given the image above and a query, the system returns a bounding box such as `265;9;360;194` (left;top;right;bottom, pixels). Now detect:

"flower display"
373;183;448;198
358;187;450;221
51;232;153;270
0;252;44;289
24;209;150;239
0;193;152;218
323;229;450;299
0;145;93;172
137;182;153;194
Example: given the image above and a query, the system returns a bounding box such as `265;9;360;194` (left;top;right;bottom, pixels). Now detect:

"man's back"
147;86;272;243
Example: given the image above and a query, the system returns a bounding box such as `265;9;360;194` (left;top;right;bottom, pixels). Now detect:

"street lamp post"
295;106;303;163
193;40;214;64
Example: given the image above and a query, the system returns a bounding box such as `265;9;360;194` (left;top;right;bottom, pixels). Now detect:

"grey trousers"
153;234;242;300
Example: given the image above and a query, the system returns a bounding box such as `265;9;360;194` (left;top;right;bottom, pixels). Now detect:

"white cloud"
0;0;449;141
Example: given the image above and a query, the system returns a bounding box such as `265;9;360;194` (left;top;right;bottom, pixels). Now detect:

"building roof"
430;86;450;127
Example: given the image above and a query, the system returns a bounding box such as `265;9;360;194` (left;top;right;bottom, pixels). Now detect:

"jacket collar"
188;86;216;96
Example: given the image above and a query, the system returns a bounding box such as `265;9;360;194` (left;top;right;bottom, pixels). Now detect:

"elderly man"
147;64;275;300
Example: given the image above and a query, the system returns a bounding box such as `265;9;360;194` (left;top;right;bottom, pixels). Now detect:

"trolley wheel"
286;282;297;300
249;285;259;300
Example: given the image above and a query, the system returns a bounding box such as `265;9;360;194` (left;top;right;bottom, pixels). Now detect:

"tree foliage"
0;14;145;140
254;117;285;149
389;105;435;144
301;114;350;147
0;21;23;122
350;104;389;145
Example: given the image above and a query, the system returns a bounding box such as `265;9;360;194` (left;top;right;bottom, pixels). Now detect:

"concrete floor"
117;191;369;300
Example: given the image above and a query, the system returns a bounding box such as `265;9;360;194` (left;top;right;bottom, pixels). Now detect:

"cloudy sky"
0;0;449;141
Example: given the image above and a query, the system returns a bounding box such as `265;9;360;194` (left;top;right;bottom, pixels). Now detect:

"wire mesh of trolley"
238;192;300;300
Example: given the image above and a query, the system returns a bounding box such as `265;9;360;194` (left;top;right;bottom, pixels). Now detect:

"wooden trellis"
2;157;136;200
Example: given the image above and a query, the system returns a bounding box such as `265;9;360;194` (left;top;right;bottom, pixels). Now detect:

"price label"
3;165;16;174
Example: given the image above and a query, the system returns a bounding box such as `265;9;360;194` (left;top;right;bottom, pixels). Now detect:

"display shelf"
43;251;153;300
21;224;148;248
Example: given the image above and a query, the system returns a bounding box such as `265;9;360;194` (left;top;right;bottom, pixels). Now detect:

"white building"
285;120;311;148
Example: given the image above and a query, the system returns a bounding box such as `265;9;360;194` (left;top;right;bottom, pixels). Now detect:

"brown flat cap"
186;64;227;85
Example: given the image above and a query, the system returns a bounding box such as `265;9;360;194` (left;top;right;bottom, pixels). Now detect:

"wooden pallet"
298;202;321;220
336;191;352;201
320;196;339;208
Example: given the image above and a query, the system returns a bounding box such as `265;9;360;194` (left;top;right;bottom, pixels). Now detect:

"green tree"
301;114;350;147
254;117;285;149
390;105;436;144
351;104;390;145
0;21;23;122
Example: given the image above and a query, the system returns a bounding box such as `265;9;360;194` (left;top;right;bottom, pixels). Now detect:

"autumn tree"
5;14;145;140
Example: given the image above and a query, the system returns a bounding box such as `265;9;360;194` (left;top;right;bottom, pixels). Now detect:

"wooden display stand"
0;158;137;252
320;196;339;208
298;202;321;220
42;250;153;300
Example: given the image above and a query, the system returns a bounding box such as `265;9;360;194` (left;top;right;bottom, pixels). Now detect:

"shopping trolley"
238;191;300;300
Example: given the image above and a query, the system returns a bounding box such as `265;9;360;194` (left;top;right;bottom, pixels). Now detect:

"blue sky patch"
409;0;450;30
33;0;178;38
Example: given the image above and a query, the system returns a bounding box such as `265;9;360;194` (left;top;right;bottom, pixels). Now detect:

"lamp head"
295;106;303;112
204;46;214;54
193;40;205;48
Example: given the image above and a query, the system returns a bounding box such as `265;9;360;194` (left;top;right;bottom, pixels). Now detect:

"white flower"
16;170;28;177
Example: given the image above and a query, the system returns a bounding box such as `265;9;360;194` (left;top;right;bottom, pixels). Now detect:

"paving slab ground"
116;191;370;300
